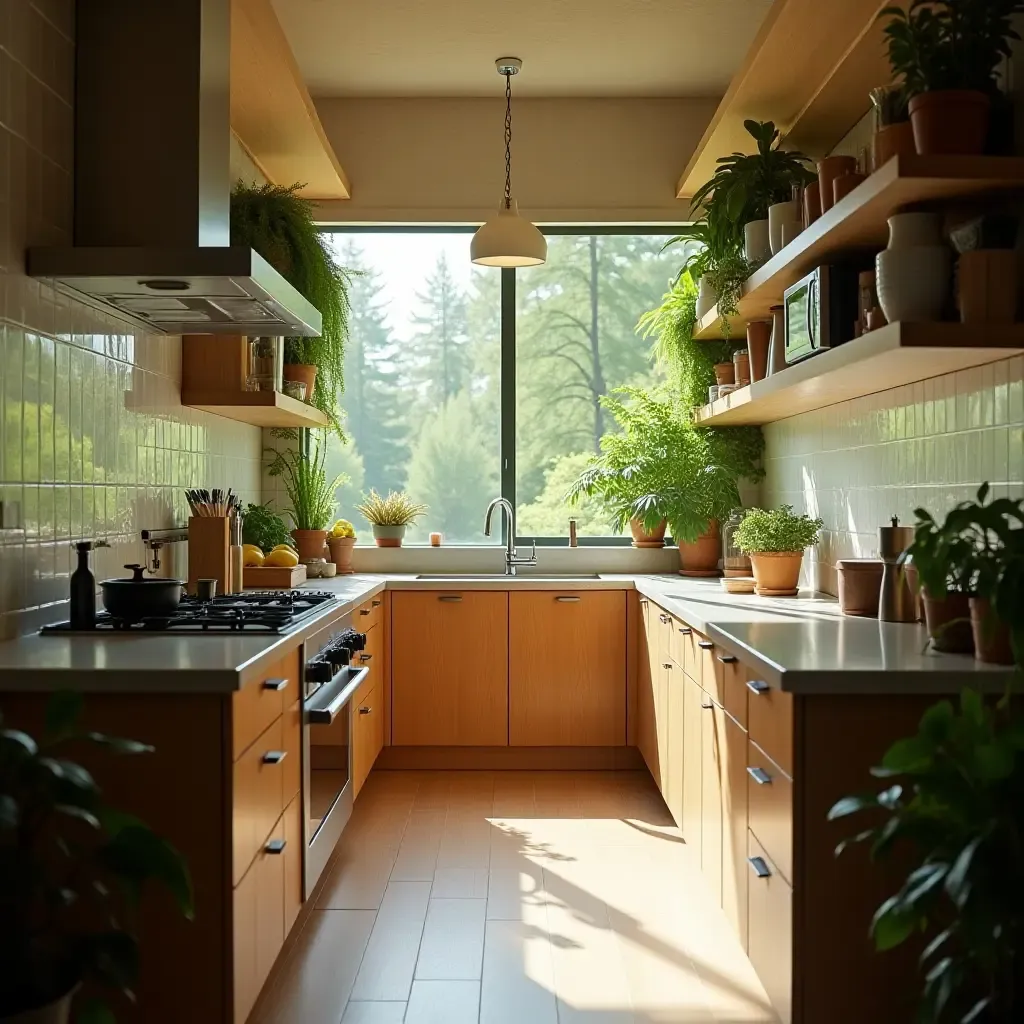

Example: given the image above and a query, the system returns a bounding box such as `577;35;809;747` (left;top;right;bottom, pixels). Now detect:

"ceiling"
271;0;776;98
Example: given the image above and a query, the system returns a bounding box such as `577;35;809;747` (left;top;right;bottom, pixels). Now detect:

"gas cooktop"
40;591;339;635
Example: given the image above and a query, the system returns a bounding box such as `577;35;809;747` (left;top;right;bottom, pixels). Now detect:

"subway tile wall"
762;357;1024;595
0;1;262;634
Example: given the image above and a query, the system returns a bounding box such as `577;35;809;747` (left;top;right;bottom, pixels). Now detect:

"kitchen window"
322;228;680;543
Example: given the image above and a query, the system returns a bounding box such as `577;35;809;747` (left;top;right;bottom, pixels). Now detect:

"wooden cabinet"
721;710;750;948
701;701;723;906
637;601;659;779
509;591;627;746
681;673;703;849
747;679;794;777
392;591;509;745
747;742;794;884
282;796;302;935
353;684;383;795
665;657;684;827
232;716;286;886
747;832;793;1024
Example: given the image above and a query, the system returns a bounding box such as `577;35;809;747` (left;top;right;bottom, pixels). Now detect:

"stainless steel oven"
302;613;367;897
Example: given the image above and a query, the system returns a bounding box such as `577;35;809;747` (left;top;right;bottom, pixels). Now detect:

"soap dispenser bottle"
70;540;104;629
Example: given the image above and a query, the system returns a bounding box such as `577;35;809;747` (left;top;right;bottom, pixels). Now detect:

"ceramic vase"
372;524;406;548
695;275;717;320
766;305;787;376
743;219;772;264
875;213;951;323
817;155;857;213
802;181;821;227
746;319;771;382
768;200;801;255
836;560;884;617
909;90;990;155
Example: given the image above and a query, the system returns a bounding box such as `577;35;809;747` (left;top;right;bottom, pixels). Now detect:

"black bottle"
70;541;97;629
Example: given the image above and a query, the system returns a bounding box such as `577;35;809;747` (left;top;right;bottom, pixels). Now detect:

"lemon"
264;547;299;568
242;544;265;567
272;544;297;553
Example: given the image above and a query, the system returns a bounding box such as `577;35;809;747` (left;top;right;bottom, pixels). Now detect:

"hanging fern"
230;181;350;438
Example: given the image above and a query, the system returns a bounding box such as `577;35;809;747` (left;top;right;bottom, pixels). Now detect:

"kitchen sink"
414;573;602;581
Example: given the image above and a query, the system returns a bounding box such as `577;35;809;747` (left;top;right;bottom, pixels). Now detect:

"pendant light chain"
503;70;512;210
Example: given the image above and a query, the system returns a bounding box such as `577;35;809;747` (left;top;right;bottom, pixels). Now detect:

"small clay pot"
969;597;1014;665
713;361;735;386
817;155;857;214
372;524;406;548
833;172;866;205
872;122;916;171
327;535;356;575
836;559;883;617
802;181;821;227
678;522;721;576
749;552;804;596
283;364;317;401
746;320;771;382
957;250;1019;324
909;90;991;156
922;590;974;654
292;528;329;561
630;518;667;548
732;350;751;386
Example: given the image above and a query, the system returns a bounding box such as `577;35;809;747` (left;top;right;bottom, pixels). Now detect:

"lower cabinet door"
282;795;302;936
637;602;659;779
701;701;723;906
720;711;750;948
747;832;793;1024
353;684;381;797
681;675;703;849
665;659;684;827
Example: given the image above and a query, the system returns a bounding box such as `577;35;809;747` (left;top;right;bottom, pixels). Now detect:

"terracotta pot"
817;155;857;214
872;122;916;171
327;535;356;574
969;597;1014;665
836;559;883;617
909;90;991;156
832;172;866;205
713;361;735;386
922;590;974;654
732;350;751;386
630;518;667;549
802;181;821;227
291;528;329;561
283;363;317;401
2;988;76;1024
746;320;771;382
957;250;1019;324
372;524;406;548
678;522;721;576
749;552;804;596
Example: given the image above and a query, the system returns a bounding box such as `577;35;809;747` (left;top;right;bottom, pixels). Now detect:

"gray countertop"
0;573;1013;696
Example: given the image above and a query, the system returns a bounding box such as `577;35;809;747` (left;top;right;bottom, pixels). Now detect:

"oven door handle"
304;665;370;725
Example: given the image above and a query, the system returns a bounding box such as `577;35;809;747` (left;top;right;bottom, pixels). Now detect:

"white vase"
886;212;943;249
695;275;717;319
876;247;951;323
743;219;772;264
768;200;801;255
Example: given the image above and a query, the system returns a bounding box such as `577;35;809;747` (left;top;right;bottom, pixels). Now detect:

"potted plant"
356;490;428;548
0;692;193;1023
265;436;346;561
327;518;357;574
880;0;1024;155
869;84;915;169
241;501;293;554
734;505;823;595
230;182;351;437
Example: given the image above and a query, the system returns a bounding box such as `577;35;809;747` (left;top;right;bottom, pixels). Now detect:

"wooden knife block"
187;516;230;597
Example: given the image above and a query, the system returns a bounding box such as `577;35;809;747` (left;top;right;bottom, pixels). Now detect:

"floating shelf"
694;155;1024;340
694;322;1024;426
180;390;329;429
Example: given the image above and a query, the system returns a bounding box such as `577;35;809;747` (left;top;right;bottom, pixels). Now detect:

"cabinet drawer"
353;622;380;708
697;633;718;690
747;832;793;1024
668;616;695;676
233;651;298;761
353;683;383;797
233;716;286;886
354;593;383;632
282;698;301;806
746;679;793;777
707;649;747;727
747;741;793;885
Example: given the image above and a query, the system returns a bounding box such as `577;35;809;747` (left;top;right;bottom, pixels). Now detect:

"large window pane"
515;233;678;538
323;232;501;543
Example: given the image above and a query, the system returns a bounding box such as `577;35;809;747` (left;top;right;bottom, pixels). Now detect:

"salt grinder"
878;515;916;623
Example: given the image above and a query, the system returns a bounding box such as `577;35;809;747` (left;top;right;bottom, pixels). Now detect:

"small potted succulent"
734;505;823;596
327;518;357;574
356;490;428;548
869;84;914;169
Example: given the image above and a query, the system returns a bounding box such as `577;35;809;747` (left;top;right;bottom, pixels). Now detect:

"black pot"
99;564;184;621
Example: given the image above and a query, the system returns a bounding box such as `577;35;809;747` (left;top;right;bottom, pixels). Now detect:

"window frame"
322;224;684;546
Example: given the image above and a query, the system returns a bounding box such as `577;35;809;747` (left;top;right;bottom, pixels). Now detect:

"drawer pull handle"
556;596;581;602
262;750;287;765
701;701;714;710
716;653;737;664
746;679;770;695
663;662;673;670
747;766;772;785
359;608;371;616
697;640;714;650
359;706;372;715
359;653;373;663
748;856;771;878
265;839;287;855
262;678;288;691
439;595;462;602
659;613;670;624
371;599;382;607
677;627;692;635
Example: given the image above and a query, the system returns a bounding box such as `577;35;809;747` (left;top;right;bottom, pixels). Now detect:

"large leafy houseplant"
265;435;345;533
1;692;193;1021
230;182;351;438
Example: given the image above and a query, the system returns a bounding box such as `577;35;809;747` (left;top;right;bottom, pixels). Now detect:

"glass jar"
247;337;283;392
723;508;752;578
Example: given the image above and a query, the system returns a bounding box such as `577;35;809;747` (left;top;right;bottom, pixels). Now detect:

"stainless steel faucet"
483;497;537;576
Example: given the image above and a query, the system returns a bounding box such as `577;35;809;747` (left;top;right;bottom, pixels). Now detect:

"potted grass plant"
265;436;346;561
230;182;351;437
356;490;428;548
0;692;193;1024
734;505;823;595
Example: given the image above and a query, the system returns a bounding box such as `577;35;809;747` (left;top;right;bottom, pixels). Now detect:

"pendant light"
470;58;547;267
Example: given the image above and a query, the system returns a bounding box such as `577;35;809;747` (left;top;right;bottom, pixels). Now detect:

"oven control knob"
305;660;333;683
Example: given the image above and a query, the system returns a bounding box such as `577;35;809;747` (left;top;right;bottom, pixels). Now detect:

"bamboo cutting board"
243;564;307;589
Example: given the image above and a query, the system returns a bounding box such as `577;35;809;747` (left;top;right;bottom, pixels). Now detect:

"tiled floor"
252;770;776;1024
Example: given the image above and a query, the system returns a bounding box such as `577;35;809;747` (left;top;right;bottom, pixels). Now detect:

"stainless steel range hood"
26;0;322;337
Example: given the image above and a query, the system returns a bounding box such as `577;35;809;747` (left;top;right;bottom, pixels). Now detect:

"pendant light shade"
471;57;546;268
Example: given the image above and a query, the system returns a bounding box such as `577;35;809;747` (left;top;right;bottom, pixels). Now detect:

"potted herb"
265;436;346;561
0;692;193;1023
241;501;293;553
880;0;1024;155
356;490;428;548
327;518;357;574
734;505;823;595
230;182;351;437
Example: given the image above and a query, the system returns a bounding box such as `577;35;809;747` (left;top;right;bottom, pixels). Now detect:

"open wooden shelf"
180;390;329;428
694;322;1024;426
694;154;1024;340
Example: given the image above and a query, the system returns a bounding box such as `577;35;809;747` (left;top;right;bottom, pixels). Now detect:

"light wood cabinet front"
681;673;703;849
353;683;383;796
392;591;509;745
510;591;627;746
747;832;793;1024
637;601;660;780
282;795;302;935
232;715;286;886
721;710;750;948
665;657;684;826
701;700;723;906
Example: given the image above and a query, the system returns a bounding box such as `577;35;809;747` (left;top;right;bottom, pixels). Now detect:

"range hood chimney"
27;0;321;336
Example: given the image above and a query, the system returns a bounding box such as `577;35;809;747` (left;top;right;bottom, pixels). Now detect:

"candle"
429;532;443;547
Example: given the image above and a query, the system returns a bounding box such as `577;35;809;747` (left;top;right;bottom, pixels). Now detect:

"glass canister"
723;508;752;578
247;337;283;392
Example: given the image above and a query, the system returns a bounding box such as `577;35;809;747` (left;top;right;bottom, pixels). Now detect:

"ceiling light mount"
495;57;522;77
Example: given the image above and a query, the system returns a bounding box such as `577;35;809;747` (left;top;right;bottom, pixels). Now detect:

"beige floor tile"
391;809;446;882
340;1001;407;1023
436;819;492;869
317;835;400;910
486;865;546;920
432;866;489;898
416;897;487;979
480;917;558;1024
406;980;481;1024
350;881;431;1001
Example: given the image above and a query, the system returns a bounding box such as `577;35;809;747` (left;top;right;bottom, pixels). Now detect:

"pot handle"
124;564;146;582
